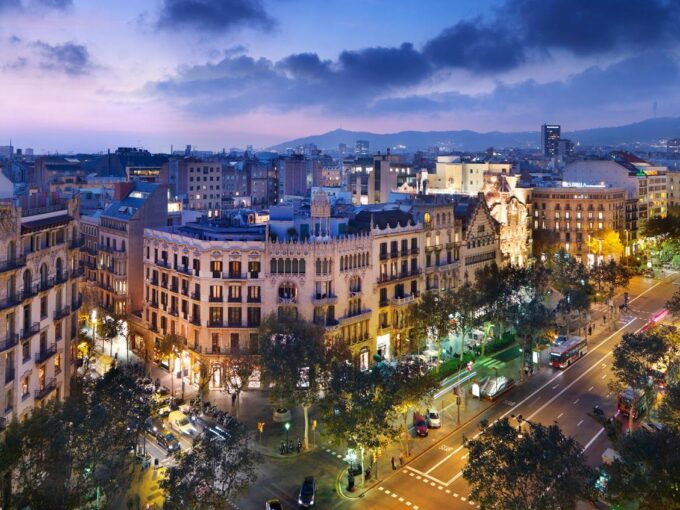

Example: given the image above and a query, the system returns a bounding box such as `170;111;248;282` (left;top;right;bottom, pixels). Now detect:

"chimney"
114;181;134;201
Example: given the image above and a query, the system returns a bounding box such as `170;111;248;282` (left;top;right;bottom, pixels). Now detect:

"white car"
168;411;198;437
426;409;441;428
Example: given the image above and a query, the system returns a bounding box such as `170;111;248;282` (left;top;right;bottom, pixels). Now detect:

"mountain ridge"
269;117;680;152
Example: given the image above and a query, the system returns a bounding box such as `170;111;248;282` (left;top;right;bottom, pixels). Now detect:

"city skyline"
2;0;680;153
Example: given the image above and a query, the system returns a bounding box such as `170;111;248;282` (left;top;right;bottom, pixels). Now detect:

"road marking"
406;467;447;485
601;374;607;380
577;419;584;427
461;454;467;459
588;386;594;391
423;313;646;482
583;426;607;451
573;398;579;404
446;489;451;494
399;497;404;502
557;412;564;419
552;384;559;390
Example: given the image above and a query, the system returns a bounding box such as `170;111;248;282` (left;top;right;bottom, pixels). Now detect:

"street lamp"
284;422;290;452
91;309;98;352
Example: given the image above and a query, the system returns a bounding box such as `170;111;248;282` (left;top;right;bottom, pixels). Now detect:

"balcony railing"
69;237;84;249
176;266;194;276
22;284;37;300
227;296;242;303
21;323;40;340
0;294;20;311
391;294;416;306
376;268;422;284
0;333;18;353
35;344;57;364
277;296;297;305
247;296;261;303
209;296;223;303
191;292;201;301
0;256;26;273
222;272;247;280
190;316;201;326
311;294;338;306
4;367;15;385
34;378;57;400
53;305;71;321
72;296;82;310
71;266;85;278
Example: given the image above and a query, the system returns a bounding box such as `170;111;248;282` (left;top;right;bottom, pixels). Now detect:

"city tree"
258;312;332;450
514;299;553;380
658;382;680;429
224;355;257;419
449;283;481;361
588;229;624;260
157;333;186;397
589;259;631;304
320;358;400;485
409;289;454;371
463;418;594;510
162;424;260;510
610;331;670;433
605;427;680;509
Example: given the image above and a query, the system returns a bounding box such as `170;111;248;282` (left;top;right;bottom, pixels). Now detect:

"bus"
640;308;668;333
617;387;650;419
549;336;587;368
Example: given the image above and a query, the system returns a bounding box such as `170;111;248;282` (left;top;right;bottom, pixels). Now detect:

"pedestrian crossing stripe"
474;358;505;368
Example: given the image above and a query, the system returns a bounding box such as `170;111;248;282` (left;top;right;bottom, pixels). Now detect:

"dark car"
266;500;283;510
156;431;181;454
144;416;164;436
297;477;316;507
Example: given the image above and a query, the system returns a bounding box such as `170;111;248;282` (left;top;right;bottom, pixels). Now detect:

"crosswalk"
474;357;505;370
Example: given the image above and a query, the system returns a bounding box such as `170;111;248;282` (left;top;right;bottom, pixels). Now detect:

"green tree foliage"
658;382;680;429
162;424;260;510
667;289;680;316
0;368;152;509
449;283;481;359
611;331;670;432
258;312;334;449
409;289;454;370
641;214;680;239
157;333;186;396
514;299;553;378
606;427;680;509
463;418;594;510
589;260;632;302
224;355;257;419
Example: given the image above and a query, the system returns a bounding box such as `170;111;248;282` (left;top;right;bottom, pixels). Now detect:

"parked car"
157;404;172;417
413;412;428;437
168;410;198;437
426;409;441;428
297;477;316;508
156;431;181;454
145;416;164;435
273;408;292;423
266;499;283;510
640;421;665;433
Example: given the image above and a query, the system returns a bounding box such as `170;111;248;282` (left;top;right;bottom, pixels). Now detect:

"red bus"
549;336;587;368
617;387;649;419
640;308;668;333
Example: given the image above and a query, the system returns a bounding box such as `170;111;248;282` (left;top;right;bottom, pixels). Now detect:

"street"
333;273;677;510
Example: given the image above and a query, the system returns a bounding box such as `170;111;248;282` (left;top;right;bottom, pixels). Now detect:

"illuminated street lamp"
284;421;290;451
91;309;99;351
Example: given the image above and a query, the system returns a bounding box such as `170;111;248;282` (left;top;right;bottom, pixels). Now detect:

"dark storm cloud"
157;0;274;33
34;40;91;75
423;19;525;73
147;0;680;118
508;0;680;56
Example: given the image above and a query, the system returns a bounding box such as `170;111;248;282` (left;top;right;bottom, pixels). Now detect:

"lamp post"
91;309;98;353
284;422;290;453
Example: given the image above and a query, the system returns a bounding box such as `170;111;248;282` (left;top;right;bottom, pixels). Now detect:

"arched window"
270;259;277;274
23;269;32;295
284;259;292;274
7;275;15;299
56;258;63;281
299;259;306;274
316;259;322;275
40;263;48;287
291;259;298;274
7;241;15;263
277;259;284;274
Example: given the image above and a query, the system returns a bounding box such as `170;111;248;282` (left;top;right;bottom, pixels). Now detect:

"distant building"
338;143;348;155
278;155;308;198
667;138;680;154
248;160;278;207
0;146;13;160
347;153;417;204
429;156;513;195
667;170;680;209
558;139;575;158
186;161;222;216
126;166;162;183
355;140;370;156
541;124;561;158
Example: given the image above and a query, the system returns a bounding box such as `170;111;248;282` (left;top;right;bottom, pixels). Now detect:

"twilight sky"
1;0;680;153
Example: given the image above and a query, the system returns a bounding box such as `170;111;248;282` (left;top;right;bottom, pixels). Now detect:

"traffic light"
311;419;317;430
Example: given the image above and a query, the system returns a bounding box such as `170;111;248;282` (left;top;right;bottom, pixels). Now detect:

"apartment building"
429;157;513;194
0;192;83;424
187;161;222;215
531;186;626;264
91;181;167;315
667;170;680;209
347;153;417;204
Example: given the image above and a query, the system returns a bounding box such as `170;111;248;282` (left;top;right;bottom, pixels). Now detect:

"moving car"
413;412;428;437
266;499;283;510
426;409;441;428
156;431;181;454
480;376;515;400
297;477;316;508
168;410;198;437
144;416;164;435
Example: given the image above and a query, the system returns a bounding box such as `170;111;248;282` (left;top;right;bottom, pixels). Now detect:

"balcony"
338;309;372;325
69;237;84;249
191;292;201;301
190;316;201;326
34;378;57;401
247;296;261;303
425;245;435;253
311;294;338;306
72;296;82;310
35;343;57;364
0;256;26;273
149;300;159;309
38;278;55;293
0;294;20;311
169;308;179;317
222;272;247;280
169;284;179;293
82;260;97;270
227;296;242;303
391;294;416;306
411;247;419;255
4;367;15;385
249;272;261;280
277;296;297;305
209;296;223;303
22;284;37;300
147;277;159;287
376;269;422;285
434;244;443;251
379;299;389;307
21;323;40;340
176;266;194;276
53;305;71;321
378;323;391;334
379;252;388;260
390;251;399;259
0;333;18;353
155;259;171;269
208;321;227;328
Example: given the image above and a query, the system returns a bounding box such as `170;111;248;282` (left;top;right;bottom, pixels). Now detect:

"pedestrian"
155;377;160;388
603;315;607;325
231;392;236;408
391;456;396;470
399;452;404;466
588;324;592;336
